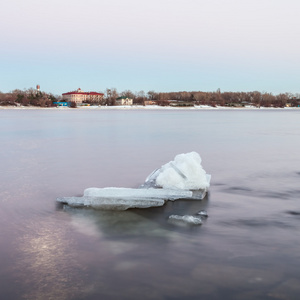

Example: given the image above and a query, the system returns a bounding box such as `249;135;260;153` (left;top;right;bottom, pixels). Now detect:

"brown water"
1;108;300;299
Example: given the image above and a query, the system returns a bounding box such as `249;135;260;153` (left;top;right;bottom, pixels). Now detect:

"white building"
115;96;133;106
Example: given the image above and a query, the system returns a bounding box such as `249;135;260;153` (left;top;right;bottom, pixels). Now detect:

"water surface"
1;108;300;299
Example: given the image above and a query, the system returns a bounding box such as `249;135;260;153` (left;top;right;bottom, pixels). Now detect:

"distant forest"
1;88;300;108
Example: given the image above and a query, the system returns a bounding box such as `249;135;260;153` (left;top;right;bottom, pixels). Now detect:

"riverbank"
0;104;298;110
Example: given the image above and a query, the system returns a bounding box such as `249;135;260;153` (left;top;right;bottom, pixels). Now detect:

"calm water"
0;108;300;300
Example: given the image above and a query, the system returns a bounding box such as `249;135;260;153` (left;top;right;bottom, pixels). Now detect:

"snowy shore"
0;105;298;110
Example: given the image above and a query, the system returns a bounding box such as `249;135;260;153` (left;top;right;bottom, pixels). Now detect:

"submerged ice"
56;196;165;210
57;152;211;210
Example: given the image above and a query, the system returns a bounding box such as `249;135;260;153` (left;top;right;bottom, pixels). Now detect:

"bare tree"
120;90;135;99
134;90;146;105
147;90;158;100
105;88;118;105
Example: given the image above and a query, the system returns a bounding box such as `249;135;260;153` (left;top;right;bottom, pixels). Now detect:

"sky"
1;0;300;96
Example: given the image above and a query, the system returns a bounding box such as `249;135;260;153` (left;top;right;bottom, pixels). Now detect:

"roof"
116;96;132;100
62;91;104;96
88;92;104;95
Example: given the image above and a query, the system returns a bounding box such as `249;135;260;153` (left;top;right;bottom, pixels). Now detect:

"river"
0;108;299;299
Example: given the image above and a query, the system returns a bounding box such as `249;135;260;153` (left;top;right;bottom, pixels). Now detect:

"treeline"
1;88;300;108
0;89;58;107
106;88;300;107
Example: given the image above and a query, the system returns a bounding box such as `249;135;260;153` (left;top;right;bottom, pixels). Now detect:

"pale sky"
1;0;299;95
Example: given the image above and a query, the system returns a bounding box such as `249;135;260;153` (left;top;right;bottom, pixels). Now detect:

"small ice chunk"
168;215;202;225
142;152;211;191
197;210;208;217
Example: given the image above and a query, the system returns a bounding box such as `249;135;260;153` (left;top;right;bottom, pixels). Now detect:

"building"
62;88;104;104
144;100;157;105
115;96;133;106
53;102;69;107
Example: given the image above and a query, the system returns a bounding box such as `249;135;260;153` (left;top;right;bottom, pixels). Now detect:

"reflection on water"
63;196;210;238
1;109;300;299
14;214;87;300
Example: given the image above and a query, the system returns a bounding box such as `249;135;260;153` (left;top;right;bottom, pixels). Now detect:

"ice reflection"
62;195;210;239
64;205;173;238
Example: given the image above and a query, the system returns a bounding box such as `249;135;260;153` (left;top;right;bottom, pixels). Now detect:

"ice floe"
57;152;211;210
83;187;193;200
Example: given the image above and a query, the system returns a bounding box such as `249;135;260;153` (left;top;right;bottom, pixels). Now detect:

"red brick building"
62;88;104;104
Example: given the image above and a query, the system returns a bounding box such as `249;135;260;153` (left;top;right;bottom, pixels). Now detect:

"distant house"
144;100;157;105
116;96;133;106
62;88;104;104
169;100;194;107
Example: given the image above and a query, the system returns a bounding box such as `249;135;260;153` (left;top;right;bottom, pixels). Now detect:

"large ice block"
57;187;206;210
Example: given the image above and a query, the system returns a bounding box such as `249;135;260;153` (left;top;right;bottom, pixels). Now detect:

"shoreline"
0;105;298;110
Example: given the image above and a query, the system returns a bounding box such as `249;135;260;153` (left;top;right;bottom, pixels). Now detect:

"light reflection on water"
14;215;86;300
1;109;300;299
